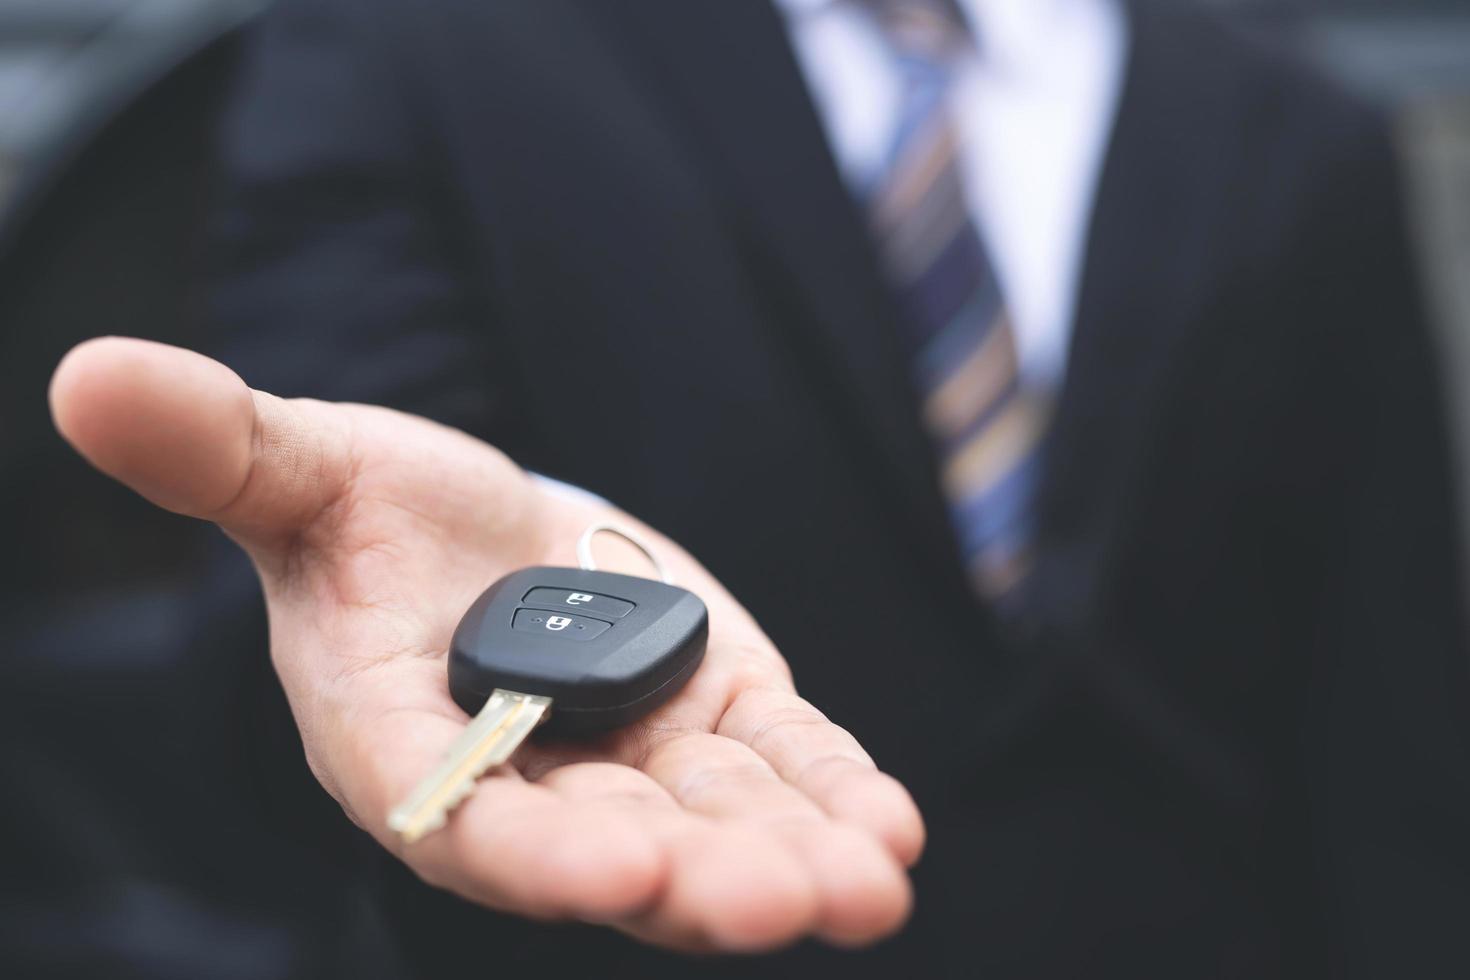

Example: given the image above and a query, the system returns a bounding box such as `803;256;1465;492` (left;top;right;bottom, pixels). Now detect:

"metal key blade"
388;689;551;844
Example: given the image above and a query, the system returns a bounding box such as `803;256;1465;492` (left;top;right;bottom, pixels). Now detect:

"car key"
388;523;707;844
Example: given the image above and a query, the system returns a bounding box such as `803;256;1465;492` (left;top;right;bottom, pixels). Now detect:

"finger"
639;732;912;945
49;336;351;550
638;821;826;952
537;762;823;951
343;711;668;922
718;687;927;866
766;819;913;947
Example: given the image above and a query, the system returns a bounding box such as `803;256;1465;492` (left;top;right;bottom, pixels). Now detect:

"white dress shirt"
774;0;1129;387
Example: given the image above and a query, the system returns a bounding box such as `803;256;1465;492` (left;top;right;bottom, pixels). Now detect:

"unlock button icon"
511;608;613;641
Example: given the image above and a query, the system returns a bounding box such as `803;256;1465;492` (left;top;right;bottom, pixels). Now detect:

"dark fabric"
206;0;1470;976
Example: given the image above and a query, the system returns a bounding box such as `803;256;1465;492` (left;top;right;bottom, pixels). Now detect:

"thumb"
49;337;352;549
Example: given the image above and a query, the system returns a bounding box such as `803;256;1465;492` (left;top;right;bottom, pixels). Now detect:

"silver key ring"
576;522;674;585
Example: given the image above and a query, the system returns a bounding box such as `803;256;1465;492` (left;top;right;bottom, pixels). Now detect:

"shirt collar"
773;0;837;13
772;0;1090;34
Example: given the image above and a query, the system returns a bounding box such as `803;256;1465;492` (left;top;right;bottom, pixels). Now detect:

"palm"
286;401;774;765
51;339;923;952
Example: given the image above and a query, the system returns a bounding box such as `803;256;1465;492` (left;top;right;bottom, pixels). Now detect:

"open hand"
49;338;924;952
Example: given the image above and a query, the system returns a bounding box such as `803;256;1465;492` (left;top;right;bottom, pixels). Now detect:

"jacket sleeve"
207;0;496;433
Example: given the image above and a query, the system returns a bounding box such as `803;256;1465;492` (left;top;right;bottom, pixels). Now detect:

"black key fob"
448;567;708;737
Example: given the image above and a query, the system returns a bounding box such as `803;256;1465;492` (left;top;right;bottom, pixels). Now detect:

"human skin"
49;337;925;953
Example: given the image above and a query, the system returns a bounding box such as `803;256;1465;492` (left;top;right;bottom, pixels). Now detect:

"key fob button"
450;567;708;735
511;608;612;641
522;587;635;619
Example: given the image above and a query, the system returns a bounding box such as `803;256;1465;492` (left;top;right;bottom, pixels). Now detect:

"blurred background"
1;0;1467;977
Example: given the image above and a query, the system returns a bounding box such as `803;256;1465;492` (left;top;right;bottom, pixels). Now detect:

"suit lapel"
586;0;973;595
952;0;1254;755
1036;0;1245;625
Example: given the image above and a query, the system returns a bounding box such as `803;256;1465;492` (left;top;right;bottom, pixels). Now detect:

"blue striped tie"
861;0;1050;603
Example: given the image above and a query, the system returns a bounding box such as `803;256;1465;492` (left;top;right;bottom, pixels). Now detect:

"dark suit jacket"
208;0;1470;976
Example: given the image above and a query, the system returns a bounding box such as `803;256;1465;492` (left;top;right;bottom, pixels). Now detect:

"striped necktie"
860;0;1050;604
